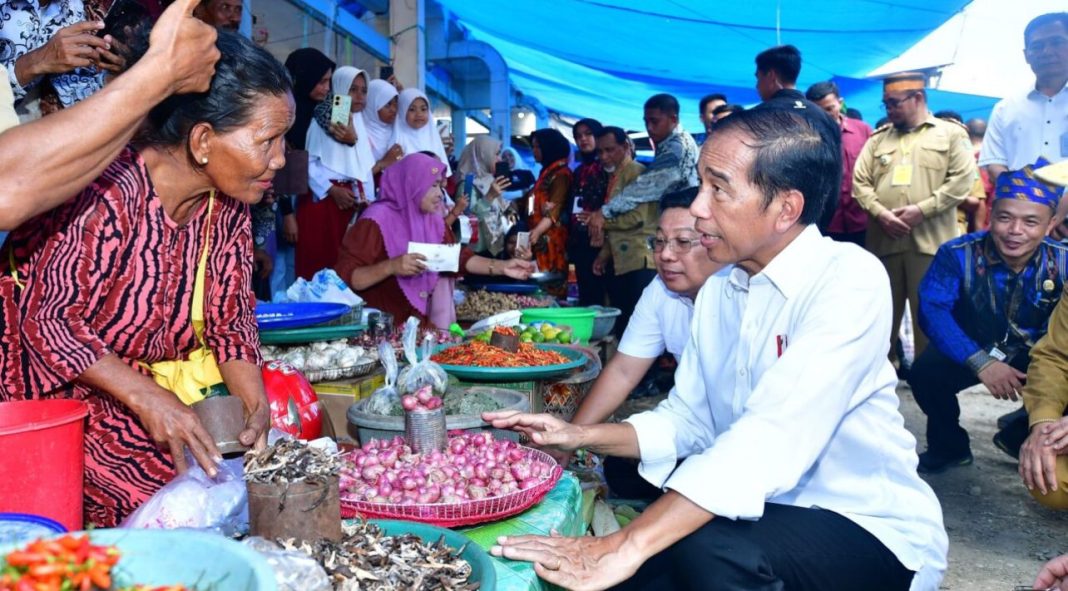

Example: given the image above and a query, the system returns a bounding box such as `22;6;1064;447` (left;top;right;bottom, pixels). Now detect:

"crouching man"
484;108;947;591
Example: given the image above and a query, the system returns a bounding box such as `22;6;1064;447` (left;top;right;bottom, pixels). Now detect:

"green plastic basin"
520;307;596;344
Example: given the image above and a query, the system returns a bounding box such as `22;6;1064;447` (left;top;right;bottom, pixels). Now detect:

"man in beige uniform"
853;72;977;367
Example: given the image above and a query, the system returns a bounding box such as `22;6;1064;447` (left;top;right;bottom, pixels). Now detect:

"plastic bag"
121;452;248;536
274;269;364;307
363;339;400;415
243;537;332;591
396;316;447;396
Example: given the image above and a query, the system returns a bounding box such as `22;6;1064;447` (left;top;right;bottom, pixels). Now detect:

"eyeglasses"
1026;35;1068;54
881;92;919;110
648;236;700;253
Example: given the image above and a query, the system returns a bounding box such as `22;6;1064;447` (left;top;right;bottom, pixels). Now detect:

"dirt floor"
897;382;1068;590
614;382;1068;590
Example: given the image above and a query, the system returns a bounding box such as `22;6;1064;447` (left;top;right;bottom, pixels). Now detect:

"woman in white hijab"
294;66;376;279
457;136;512;257
365;79;404;175
392;88;451;175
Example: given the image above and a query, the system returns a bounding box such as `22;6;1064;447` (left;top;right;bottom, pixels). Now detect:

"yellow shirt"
601;160;651;275
0;78;18;134
852;115;977;256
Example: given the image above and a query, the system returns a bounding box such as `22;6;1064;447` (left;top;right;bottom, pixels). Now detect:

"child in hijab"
393;88;451;175
292;66;377;280
365;79;404;175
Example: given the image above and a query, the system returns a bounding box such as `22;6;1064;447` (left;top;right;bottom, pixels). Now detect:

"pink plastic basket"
340;447;564;528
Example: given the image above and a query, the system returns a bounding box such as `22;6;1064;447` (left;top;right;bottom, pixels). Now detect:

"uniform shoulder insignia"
873;124;892;134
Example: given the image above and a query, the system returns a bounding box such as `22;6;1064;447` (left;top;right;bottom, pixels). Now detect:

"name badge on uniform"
989;346;1007;362
891;164;913;186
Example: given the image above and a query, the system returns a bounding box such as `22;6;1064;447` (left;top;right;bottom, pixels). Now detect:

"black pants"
909;346;1029;458
612;503;913;591
608;268;657;339
569;235;608;307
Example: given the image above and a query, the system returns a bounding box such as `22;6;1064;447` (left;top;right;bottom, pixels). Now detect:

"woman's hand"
282;213;298;244
486;176;511;200
501;258;535;280
328;184;357;210
451;194;469;216
390;253;427;277
329;120;356;145
239;397;271;450
129;386;222;476
385;144;404;165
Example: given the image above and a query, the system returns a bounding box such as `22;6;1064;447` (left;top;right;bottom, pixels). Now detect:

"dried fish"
245;440;341;485
277;521;480;591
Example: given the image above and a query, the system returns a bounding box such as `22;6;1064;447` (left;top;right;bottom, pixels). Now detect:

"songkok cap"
995;157;1063;210
1036;159;1068;187
883;72;926;94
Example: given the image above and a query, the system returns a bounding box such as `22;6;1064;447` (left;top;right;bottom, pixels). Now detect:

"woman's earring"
201;157;209;165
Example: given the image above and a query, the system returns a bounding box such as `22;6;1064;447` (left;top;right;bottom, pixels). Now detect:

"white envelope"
408;242;461;272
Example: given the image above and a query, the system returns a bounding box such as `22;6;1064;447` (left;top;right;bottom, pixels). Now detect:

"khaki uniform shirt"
853;114;977;257
1023;284;1068;427
0;77;17;134
602;160;651;275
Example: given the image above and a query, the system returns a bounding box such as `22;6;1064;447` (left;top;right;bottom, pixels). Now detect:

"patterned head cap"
994;157;1062;210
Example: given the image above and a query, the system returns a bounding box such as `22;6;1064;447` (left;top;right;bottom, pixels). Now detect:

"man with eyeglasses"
853;72;977;374
565;187;724;497
980;12;1068;237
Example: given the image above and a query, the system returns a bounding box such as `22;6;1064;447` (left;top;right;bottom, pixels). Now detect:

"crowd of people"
2;0;1068;589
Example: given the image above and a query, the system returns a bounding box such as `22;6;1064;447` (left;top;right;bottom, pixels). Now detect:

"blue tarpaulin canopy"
438;0;998;130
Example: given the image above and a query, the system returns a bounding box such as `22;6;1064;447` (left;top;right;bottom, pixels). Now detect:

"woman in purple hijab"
336;153;534;328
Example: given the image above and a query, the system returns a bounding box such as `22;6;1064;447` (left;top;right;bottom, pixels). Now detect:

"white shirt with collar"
979;81;1068;169
625;226;947;591
617;275;699;362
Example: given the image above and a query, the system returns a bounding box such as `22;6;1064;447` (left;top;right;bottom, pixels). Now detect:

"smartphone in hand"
516;232;531;252
96;0;148;38
331;94;352;126
380;65;394;80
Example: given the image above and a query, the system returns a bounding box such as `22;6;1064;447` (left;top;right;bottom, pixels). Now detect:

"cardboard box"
313;368;386;443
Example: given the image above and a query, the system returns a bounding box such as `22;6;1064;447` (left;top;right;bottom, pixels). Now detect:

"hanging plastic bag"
396;316;448;396
363;339;400;415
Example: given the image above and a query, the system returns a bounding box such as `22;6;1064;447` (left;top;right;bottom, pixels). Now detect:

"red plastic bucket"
0;400;89;530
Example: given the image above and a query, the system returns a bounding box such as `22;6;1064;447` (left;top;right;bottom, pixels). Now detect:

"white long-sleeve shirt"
625;226;947;591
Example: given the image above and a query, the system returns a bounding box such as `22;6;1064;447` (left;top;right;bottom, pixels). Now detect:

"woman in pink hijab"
335;153;534;328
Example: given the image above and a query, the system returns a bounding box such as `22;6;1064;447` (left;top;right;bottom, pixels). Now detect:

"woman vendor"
0;32;290;527
335;153;534;329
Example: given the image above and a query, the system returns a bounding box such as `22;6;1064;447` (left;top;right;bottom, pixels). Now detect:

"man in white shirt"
485;108;947;591
980;12;1068;229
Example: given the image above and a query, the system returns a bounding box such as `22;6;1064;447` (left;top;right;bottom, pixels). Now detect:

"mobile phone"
380;65;394;80
96;0;148;38
330;94;352;126
436;118;452;137
494;161;511;179
464;173;475;199
516;232;531;252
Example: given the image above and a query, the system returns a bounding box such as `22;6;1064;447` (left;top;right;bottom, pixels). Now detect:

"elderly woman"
336;153;533;329
0;32;289;527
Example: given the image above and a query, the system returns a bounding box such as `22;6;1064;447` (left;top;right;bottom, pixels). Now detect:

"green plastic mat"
258;323;367;345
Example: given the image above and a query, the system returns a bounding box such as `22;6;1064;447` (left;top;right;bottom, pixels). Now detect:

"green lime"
558;332;572;344
520;334;534;343
532;332;545;343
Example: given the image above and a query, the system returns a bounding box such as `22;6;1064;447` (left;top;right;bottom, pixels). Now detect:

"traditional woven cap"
883;72;926;94
994;157;1063;210
1036;160;1068;187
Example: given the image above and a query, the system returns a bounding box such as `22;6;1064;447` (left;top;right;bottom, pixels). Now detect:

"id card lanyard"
891;126;927;187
